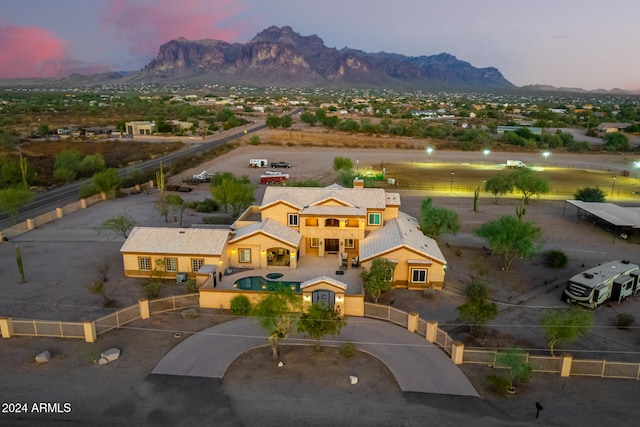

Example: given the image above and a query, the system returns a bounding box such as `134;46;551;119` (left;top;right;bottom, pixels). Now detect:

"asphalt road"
0;120;268;228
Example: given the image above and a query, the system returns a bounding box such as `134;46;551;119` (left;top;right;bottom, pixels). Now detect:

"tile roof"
120;227;230;255
359;212;446;264
261;186;389;211
230;218;302;247
299;206;366;216
300;275;348;291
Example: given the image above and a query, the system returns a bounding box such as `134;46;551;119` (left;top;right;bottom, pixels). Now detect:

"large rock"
35;351;51;363
98;348;120;365
349;375;358;385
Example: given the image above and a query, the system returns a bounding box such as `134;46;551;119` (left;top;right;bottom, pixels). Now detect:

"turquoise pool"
234;276;301;292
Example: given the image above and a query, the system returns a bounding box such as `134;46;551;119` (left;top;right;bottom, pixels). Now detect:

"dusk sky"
1;0;638;90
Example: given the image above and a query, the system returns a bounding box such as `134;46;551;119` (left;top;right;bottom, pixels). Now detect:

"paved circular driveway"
152;316;478;396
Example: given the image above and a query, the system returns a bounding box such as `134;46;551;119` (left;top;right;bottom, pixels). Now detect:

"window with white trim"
288;213;299;226
164;257;178;272
138;257;151;271
368;212;382;225
239;248;251;263
344;238;355;249
191;258;204;272
310;237;319;248
412;269;427;283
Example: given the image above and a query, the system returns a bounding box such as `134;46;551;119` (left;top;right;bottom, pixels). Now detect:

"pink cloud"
103;0;255;57
0;22;69;78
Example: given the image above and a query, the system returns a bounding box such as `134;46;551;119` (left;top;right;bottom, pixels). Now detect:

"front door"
312;290;335;308
325;238;339;253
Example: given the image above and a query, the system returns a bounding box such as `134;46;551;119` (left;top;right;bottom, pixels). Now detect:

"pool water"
234;276;301;292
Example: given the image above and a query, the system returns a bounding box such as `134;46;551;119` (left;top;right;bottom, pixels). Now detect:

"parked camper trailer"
562;260;640;308
249;159;268;168
260;174;289;184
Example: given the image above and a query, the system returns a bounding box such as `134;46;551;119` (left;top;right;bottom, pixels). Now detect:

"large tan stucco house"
120;183;447;290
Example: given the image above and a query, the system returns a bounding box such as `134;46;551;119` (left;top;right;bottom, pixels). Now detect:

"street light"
611;175;617;198
426;147;433;162
542;151;551;162
356;158;359;174
482;149;490;165
450;170;455;192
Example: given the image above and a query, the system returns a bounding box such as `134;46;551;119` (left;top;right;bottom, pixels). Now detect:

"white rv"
249;159;268;168
562;260;640;309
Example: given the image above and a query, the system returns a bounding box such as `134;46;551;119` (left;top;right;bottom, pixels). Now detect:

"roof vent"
583;273;594;279
621;260;630;264
179;231;186;234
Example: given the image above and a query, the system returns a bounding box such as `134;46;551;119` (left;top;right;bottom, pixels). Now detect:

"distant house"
411;110;438;119
596;123;631;133
125;121;155;136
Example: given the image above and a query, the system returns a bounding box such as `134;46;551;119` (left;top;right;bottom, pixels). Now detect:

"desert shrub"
230;295;251;316
79;182;99;198
486;374;510;396
184;279;198;293
186;201;199;209
249;136;261;145
84;344;102;364
144;281;162;299
616;313;635;329
196;198;218;212
543;249;568;268
566;141;591;152
458;140;475;151
87;278;104;295
339;342;357;358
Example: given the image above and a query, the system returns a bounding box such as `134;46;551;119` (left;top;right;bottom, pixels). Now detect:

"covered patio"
214;254;364;295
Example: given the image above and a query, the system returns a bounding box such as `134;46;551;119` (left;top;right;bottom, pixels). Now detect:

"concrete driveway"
152;316;478;396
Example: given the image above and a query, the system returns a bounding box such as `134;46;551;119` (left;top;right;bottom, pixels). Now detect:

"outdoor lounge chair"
340;252;348;270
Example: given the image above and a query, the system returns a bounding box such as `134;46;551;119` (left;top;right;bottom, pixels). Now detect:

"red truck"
260;174;289;184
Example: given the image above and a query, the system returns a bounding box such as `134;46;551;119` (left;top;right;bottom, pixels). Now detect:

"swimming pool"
234;276;301;292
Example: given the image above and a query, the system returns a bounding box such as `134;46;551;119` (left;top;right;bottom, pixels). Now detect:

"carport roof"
566;200;640;228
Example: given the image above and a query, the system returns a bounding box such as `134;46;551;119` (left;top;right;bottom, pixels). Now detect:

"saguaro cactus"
473;186;480;213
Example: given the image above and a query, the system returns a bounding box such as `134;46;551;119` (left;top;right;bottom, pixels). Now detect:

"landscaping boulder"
98;348;121;365
349;375;358;385
35;351;51;363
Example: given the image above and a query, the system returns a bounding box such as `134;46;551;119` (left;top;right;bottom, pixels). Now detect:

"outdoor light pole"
542;151;551;162
356;158;359;174
611;175;617;198
450;170;455;192
426;147;433;162
483;149;490;165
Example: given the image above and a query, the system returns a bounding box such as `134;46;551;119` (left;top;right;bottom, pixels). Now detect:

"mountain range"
0;25;636;94
133;25;514;90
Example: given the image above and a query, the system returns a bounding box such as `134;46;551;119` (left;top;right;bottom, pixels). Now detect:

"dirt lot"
1;136;640;426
